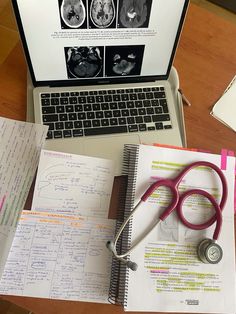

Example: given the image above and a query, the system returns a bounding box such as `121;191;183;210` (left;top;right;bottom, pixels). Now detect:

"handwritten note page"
0;117;48;278
31;150;114;218
125;145;236;313
0;211;115;303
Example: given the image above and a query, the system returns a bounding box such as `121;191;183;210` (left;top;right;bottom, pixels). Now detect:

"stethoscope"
107;161;228;271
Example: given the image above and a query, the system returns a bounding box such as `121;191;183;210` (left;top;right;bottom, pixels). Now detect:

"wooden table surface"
0;3;236;314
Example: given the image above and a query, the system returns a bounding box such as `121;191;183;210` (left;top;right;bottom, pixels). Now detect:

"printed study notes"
109;144;236;313
0;117;48;278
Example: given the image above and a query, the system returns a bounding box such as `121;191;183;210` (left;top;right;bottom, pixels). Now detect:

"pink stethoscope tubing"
141;161;227;240
111;161;227;259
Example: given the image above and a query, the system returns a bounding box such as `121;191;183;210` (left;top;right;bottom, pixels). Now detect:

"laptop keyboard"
40;86;172;139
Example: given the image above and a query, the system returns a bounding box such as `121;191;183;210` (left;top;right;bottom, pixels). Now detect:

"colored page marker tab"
220;149;228;170
227;151;236;214
221;149;236;214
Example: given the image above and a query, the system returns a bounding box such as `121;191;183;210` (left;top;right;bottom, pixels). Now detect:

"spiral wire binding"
108;144;140;306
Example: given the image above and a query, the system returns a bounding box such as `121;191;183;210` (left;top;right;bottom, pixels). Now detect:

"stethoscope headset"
107;161;228;271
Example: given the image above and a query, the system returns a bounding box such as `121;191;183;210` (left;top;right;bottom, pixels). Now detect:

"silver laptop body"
12;0;189;175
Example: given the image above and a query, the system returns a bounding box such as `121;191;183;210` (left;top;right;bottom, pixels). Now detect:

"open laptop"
12;0;189;175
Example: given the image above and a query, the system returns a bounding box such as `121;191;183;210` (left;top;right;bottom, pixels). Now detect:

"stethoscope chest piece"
197;238;223;264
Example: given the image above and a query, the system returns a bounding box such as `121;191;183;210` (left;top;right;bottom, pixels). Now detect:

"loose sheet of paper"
0;211;115;303
211;76;236;131
125;145;236;313
0;117;47;278
31;149;114;218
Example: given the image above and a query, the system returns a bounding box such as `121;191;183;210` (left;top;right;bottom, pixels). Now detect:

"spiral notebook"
108;144;236;313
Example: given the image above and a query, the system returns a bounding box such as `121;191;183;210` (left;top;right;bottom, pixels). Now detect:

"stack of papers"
0;147;116;303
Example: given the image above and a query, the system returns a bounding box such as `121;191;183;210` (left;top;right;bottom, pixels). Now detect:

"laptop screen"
13;0;189;87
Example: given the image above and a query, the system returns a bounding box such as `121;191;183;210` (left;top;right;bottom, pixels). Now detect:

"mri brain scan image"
60;0;86;28
65;46;103;78
105;45;144;77
112;53;136;75
89;0;116;28
119;0;152;28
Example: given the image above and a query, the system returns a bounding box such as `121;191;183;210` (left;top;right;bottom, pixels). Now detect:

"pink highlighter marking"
0;195;6;213
150;176;164;180
150;269;169;274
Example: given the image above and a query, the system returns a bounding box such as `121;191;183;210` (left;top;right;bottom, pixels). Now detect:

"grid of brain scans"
59;0;153;29
64;45;145;79
58;0;154;79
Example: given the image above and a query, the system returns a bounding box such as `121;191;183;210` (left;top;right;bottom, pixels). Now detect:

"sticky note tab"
220;149;228;170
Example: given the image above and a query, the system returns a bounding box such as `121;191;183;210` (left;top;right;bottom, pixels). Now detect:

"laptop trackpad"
84;134;140;175
83;134;141;159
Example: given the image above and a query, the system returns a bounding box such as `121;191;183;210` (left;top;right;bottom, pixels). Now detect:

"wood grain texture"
192;0;236;24
0;43;27;120
0;1;19;64
175;4;236;154
0;2;236;314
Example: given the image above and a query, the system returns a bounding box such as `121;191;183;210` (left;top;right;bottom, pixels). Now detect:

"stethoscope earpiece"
197;238;223;264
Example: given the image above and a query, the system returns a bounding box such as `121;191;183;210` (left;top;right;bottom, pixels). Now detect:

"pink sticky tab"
234;184;236;214
225;150;236;214
220;149;236;214
226;150;236;174
227;150;235;157
220;149;228;170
